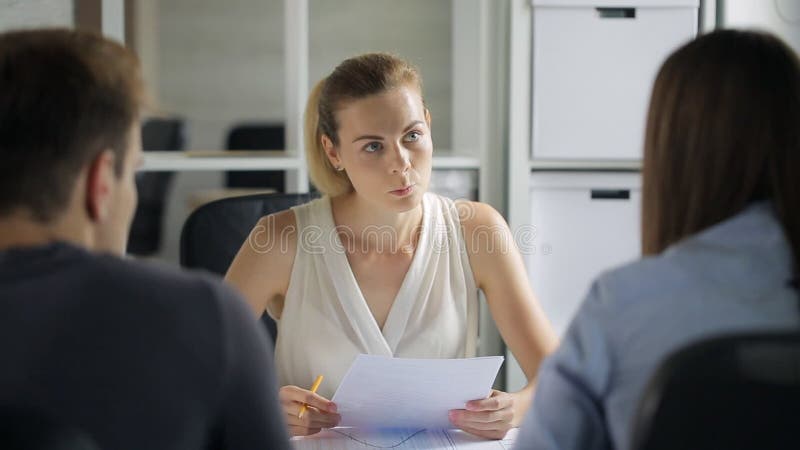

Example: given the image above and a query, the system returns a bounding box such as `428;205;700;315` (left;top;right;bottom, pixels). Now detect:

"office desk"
291;427;517;449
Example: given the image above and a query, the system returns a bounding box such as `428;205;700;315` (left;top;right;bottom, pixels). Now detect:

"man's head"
0;29;146;254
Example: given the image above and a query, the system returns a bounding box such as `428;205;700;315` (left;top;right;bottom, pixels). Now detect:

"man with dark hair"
0;29;290;450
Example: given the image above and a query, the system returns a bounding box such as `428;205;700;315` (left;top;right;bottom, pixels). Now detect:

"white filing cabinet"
507;172;642;391
527;172;642;335
531;0;698;160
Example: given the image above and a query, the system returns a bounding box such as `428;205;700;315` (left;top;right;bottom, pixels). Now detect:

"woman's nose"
390;144;411;174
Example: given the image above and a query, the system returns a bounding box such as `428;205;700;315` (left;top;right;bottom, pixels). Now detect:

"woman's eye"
364;142;382;153
404;131;421;142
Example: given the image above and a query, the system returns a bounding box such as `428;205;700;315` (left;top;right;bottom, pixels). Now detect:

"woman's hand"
279;385;341;437
449;390;519;440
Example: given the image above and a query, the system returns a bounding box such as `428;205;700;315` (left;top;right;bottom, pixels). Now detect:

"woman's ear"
321;134;341;168
84;150;116;222
425;108;432;128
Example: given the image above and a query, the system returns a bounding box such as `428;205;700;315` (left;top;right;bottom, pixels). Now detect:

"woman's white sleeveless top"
273;193;479;398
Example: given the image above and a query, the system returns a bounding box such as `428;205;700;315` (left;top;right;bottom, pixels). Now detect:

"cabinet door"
531;3;697;160
507;172;642;390
528;172;642;335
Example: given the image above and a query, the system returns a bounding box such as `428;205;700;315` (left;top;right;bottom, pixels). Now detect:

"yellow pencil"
298;375;324;419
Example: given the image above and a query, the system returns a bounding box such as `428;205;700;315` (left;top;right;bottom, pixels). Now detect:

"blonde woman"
225;53;556;439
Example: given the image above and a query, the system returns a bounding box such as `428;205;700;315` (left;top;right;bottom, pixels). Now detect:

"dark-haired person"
515;29;800;450
0;29;290;450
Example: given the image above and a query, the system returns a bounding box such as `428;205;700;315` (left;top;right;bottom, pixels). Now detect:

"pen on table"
298;374;324;419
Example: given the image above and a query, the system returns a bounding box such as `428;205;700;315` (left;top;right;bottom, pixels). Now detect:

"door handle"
591;189;630;200
596;7;636;19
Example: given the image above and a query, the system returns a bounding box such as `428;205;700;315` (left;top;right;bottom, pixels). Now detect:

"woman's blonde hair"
304;53;423;196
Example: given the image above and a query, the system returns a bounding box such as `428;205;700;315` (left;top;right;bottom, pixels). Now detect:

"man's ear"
85;150;116;222
321;134;340;168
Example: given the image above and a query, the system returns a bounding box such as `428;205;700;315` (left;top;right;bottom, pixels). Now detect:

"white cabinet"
531;0;698;160
507;171;642;391
506;0;704;390
527;172;642;336
430;170;479;201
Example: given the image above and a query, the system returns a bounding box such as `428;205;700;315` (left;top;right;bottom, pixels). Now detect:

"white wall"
0;0;72;31
154;0;285;150
723;0;800;53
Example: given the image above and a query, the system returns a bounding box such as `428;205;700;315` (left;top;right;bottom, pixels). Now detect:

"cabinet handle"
595;7;636;19
591;189;630;200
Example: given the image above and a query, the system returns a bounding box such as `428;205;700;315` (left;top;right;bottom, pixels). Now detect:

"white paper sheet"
330;354;504;429
292;427;518;450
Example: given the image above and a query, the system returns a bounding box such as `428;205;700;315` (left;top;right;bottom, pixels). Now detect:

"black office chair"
225;123;285;192
127;118;185;256
180;192;319;343
0;406;101;450
631;332;800;450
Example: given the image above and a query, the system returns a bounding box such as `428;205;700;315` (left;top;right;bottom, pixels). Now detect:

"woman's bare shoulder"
452;199;514;260
224;208;299;308
453;199;507;231
247;208;299;263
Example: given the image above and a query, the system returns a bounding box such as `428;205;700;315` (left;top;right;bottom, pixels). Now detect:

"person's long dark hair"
642;29;800;298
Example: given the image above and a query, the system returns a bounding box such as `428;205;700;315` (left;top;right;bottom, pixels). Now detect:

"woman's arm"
449;200;558;438
224;209;297;318
224;209;342;437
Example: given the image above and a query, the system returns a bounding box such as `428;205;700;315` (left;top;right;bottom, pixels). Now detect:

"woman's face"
323;84;432;213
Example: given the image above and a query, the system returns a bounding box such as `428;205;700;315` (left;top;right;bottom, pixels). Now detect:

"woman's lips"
389;184;415;197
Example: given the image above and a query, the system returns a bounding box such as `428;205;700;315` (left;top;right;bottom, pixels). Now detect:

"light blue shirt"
517;203;798;450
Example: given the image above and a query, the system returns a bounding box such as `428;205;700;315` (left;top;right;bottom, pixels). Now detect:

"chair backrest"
127;117;186;255
180;192;319;342
142;117;186;151
224;123;285;191
0;406;101;450
631;332;800;450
